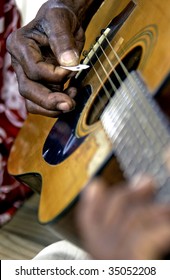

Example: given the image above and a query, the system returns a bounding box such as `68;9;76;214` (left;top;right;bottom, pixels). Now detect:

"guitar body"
8;0;170;245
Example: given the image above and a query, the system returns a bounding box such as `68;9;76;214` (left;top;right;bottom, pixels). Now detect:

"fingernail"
60;50;79;66
57;100;76;111
67;87;77;98
84;180;99;202
57;102;71;111
130;174;155;189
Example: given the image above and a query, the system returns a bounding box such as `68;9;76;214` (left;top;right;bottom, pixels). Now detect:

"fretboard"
101;71;170;202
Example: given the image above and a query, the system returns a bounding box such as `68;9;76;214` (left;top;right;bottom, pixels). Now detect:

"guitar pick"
60;64;90;71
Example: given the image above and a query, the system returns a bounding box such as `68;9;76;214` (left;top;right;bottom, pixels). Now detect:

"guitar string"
90;44;170;188
85;44;157;151
94;39;158;148
86;45;152;157
85;35;167;154
85;50;158;178
103;34;168;147
86;47;135;128
85;40;170;182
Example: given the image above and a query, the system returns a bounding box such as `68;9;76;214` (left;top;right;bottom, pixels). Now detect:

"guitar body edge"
8;0;170;240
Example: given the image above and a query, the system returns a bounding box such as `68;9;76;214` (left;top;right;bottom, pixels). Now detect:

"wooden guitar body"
8;0;170;245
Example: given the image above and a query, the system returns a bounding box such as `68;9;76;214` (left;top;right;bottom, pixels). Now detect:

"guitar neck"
101;71;170;202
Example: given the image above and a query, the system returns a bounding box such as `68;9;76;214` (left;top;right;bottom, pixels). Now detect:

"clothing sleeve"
0;0;32;227
33;240;90;260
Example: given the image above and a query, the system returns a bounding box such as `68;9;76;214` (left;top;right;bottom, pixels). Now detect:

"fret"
101;71;170;201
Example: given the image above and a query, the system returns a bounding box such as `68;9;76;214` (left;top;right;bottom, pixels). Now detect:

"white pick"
60;64;90;71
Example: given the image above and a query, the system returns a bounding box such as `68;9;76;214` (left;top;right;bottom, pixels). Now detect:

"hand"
7;0;93;117
77;175;170;259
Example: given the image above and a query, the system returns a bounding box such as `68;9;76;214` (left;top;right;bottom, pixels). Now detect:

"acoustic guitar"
8;0;170;245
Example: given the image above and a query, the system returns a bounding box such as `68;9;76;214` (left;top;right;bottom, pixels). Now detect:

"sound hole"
43;46;142;165
86;46;143;125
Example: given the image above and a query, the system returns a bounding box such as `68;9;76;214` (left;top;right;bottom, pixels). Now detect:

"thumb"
59;49;79;67
45;8;80;66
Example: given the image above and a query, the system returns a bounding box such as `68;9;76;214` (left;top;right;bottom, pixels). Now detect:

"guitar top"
8;0;170;243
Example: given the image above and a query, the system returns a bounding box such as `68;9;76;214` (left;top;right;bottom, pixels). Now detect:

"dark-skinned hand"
77;175;170;259
7;0;94;117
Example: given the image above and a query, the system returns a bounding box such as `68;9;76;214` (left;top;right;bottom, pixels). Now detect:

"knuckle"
18;83;28;98
110;189;131;210
6;32;15;52
23;62;43;81
25;100;31;111
40;98;56;110
25;68;39;81
25;101;35;114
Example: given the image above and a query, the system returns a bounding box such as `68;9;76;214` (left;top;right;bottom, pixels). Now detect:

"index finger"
13;59;76;114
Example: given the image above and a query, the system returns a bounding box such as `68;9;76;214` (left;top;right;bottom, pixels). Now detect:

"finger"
100;175;156;226
151;225;170;259
103;204;170;260
127;174;156;201
77;178;111;256
65;87;77;99
11;40;71;83
79;175;156;231
136;223;170;259
106;174;156;209
8;30;71;83
110;174;156;207
43;8;84;66
146;205;170;224
13;60;76;112
77;178;109;228
121;203;170;235
26;100;61;117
